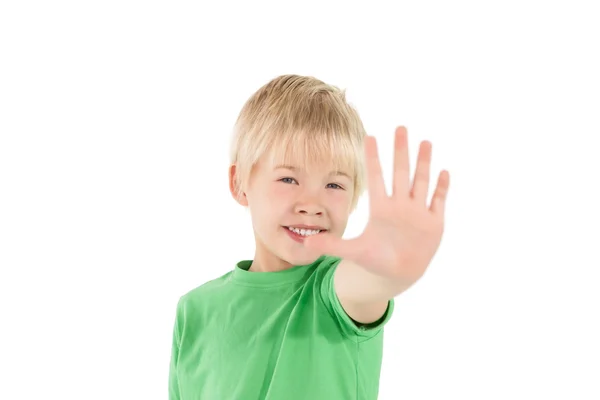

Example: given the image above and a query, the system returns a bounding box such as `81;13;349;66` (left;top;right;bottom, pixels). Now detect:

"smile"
283;226;327;242
287;226;321;236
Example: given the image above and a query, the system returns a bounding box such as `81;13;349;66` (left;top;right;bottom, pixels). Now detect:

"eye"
326;183;344;190
279;177;298;184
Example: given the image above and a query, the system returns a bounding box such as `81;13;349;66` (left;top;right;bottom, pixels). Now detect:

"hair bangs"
265;127;361;178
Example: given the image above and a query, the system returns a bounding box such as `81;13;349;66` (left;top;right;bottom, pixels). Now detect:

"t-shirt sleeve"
168;298;183;400
318;256;394;340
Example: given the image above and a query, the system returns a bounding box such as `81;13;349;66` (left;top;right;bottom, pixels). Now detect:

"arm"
306;128;449;325
334;259;411;324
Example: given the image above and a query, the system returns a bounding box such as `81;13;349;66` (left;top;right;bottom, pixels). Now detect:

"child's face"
239;154;355;269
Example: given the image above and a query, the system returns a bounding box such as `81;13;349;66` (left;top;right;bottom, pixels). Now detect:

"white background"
1;1;599;399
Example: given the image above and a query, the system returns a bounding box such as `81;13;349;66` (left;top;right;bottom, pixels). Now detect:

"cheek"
270;183;289;196
251;182;288;201
330;189;352;204
261;184;295;213
327;190;353;216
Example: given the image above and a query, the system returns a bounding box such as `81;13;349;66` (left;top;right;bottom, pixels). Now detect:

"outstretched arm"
306;126;450;324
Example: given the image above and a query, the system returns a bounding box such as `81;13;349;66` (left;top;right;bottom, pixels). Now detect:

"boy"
169;75;450;399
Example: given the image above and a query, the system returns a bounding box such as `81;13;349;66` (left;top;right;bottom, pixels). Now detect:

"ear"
228;164;248;206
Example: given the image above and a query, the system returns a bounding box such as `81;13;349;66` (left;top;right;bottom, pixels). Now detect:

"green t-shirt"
169;255;394;400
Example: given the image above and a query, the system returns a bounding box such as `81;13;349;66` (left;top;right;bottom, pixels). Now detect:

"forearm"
334;259;412;306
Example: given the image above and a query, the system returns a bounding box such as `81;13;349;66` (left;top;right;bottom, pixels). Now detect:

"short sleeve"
318;256;394;340
168;299;183;400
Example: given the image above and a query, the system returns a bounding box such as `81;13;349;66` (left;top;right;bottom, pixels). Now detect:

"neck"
249;255;293;273
250;240;293;272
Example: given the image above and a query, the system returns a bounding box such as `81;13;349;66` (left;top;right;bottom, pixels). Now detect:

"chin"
271;227;330;267
281;250;323;267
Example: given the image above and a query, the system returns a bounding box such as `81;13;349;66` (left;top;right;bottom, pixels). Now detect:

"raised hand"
305;126;450;285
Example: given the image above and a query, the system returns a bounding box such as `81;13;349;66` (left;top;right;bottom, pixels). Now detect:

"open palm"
305;126;450;282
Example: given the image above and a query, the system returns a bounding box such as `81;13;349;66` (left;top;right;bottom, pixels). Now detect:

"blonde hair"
230;74;367;210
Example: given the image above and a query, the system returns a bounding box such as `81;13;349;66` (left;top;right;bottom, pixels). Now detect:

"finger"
364;135;387;207
429;169;450;218
393;126;410;197
410;140;432;204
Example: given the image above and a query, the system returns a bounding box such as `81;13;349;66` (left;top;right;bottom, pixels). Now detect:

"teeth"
288;227;321;236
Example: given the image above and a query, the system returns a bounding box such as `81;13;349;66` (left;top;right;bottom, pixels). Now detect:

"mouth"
283;225;327;238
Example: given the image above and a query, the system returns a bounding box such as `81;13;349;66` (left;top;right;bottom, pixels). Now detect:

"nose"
294;197;324;216
295;206;323;216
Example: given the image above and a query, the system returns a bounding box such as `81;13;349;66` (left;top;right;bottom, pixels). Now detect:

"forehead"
263;139;356;175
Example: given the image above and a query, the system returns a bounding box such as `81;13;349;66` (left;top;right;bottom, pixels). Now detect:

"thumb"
304;232;357;259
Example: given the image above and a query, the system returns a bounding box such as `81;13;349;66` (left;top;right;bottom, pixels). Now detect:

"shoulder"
176;270;233;315
301;255;342;305
180;271;232;303
310;255;342;287
312;255;395;339
171;270;237;341
312;255;343;276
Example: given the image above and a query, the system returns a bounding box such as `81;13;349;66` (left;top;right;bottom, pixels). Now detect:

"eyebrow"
274;165;352;179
